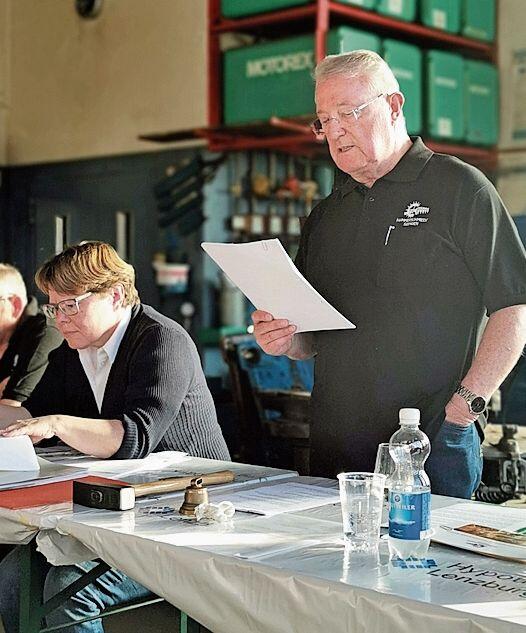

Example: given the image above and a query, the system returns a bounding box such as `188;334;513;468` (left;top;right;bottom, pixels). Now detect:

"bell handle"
133;470;235;498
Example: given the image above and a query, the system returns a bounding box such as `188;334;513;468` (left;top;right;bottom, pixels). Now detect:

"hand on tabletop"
0;416;57;444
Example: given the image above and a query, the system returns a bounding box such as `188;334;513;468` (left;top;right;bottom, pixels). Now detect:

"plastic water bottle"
388;408;432;560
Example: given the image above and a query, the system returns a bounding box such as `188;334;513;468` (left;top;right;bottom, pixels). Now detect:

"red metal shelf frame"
205;0;498;167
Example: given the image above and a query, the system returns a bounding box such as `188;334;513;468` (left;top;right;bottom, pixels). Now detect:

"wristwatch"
454;384;487;415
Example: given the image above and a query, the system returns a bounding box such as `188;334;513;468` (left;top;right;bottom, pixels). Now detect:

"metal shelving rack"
142;0;498;168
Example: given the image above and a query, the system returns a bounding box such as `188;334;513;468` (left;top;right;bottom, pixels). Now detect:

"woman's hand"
0;416;58;444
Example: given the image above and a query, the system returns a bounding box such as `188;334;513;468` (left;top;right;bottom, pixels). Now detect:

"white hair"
0;263;28;305
314;50;400;96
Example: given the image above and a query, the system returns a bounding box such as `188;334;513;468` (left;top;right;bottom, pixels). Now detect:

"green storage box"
464;60;498;145
426;50;464;140
334;0;377;8
420;0;461;32
383;39;422;134
223;27;381;124
462;0;495;42
376;0;417;21
221;0;310;18
221;0;377;16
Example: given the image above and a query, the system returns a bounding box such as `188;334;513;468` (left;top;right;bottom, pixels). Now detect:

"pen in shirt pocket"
384;225;395;246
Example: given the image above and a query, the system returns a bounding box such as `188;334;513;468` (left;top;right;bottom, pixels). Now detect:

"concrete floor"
106;601;213;633
105;601;180;633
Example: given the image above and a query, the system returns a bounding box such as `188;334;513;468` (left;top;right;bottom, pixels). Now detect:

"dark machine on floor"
475;425;526;504
221;334;313;474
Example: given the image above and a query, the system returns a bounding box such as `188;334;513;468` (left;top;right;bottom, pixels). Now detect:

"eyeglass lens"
43;299;80;318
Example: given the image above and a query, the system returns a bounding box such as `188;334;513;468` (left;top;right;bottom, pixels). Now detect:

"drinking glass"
337;472;386;552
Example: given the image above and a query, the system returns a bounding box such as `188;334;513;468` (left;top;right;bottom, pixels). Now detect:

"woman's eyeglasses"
42;292;93;319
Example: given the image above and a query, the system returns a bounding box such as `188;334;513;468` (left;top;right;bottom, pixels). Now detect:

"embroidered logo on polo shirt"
396;201;430;227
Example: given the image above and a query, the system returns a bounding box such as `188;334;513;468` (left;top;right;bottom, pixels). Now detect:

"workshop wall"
497;151;526;220
5;0;207;165
496;1;526;227
1;147;213;326
498;0;526;150
0;0;9;166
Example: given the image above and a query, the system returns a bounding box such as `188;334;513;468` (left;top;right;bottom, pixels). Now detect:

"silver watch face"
470;396;486;414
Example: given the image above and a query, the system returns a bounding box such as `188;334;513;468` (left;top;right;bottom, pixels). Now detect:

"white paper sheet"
202;239;355;333
212;482;340;516
0;436;40;471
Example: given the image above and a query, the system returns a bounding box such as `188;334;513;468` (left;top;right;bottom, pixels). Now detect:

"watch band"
455;384;487;415
455;385;477;401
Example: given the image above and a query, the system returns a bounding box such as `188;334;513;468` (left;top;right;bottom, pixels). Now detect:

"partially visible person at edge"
252;50;526;500
0;241;230;633
0;263;62;406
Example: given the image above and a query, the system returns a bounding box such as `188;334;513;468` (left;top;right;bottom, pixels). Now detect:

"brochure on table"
431;502;526;562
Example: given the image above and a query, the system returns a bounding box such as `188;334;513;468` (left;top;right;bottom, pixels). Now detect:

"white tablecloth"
1;457;525;633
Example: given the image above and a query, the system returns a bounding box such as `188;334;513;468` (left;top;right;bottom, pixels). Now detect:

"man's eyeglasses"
42;292;93;319
311;93;386;137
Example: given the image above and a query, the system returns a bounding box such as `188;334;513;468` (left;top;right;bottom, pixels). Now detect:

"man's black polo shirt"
296;137;526;477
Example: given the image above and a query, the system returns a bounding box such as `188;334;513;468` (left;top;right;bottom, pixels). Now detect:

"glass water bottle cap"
399;407;420;425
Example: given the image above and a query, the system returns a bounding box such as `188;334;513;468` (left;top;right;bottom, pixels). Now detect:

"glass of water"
337;472;386;552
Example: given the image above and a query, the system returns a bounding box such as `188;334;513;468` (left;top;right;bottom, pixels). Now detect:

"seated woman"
0;241;230;633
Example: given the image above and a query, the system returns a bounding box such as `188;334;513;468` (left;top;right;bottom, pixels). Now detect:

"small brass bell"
179;477;209;517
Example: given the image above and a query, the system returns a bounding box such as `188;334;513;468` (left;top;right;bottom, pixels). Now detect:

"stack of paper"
38;450;192;480
0;436;39;471
0;457;88;490
212;482;340;516
0;437;87;490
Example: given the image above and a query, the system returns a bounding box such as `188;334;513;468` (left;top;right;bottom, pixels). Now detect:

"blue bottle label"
388;491;430;540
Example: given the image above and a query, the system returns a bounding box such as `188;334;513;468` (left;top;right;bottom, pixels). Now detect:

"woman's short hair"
35;241;140;307
314;50;400;96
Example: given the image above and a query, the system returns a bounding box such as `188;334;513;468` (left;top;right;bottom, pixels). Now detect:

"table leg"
17;541;185;633
180;611;200;633
19;540;47;633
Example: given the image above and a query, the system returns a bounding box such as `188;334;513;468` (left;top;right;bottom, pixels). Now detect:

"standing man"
0;241;230;633
253;51;526;499
0;263;62;405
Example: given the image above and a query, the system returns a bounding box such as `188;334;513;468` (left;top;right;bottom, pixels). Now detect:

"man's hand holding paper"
251;311;297;356
251;310;317;360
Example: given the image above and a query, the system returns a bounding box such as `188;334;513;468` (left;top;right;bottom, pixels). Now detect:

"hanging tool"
267;152;283;236
154;154;224;233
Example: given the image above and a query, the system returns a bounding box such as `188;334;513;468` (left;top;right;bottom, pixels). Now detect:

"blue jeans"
426;420;483;499
0;546;152;633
